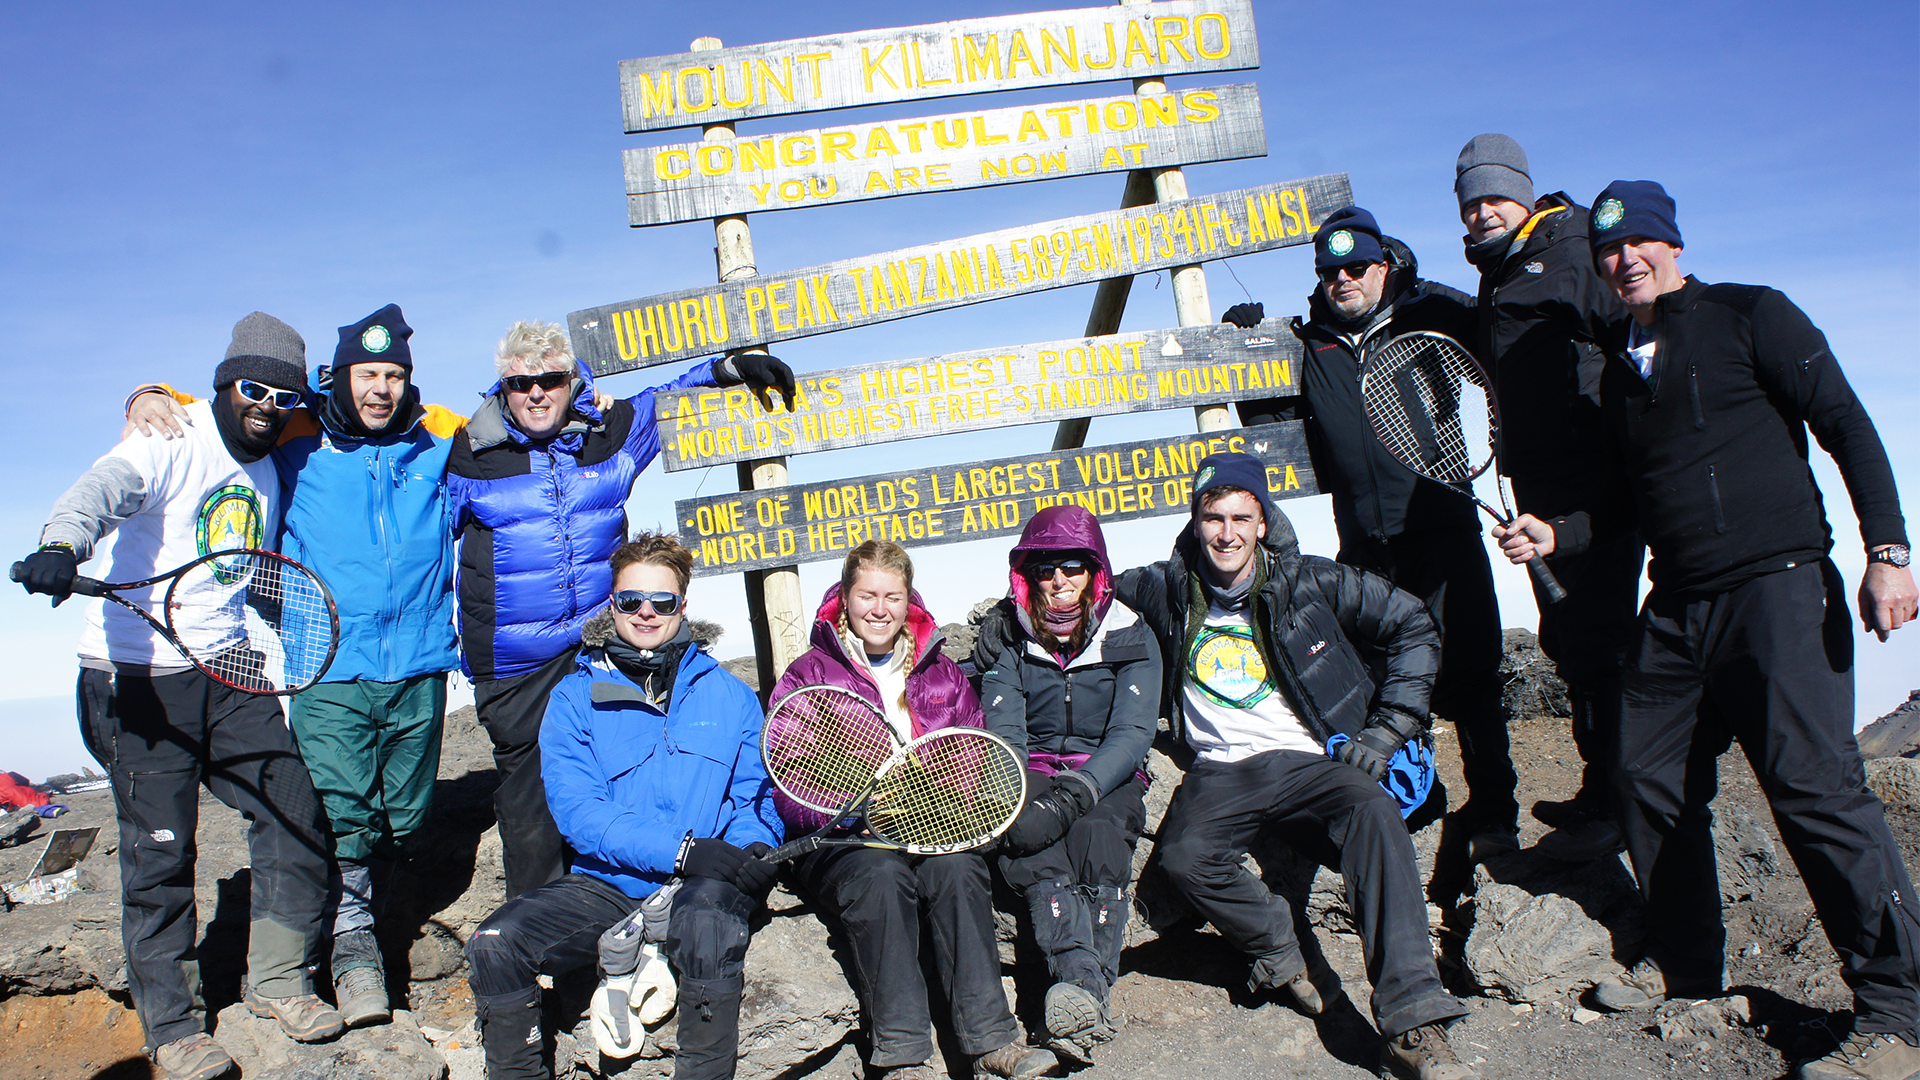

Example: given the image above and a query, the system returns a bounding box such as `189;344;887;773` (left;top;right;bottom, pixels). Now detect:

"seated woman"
772;540;1056;1080
465;534;781;1080
971;505;1161;1061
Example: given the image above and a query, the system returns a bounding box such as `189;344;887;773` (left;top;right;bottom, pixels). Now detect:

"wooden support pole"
693;36;807;696
1051;0;1227;452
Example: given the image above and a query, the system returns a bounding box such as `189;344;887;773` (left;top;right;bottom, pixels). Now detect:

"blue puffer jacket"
540;632;781;900
276;381;465;683
446;360;715;680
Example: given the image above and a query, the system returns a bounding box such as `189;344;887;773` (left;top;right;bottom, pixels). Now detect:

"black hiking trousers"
1617;560;1920;1034
1340;526;1517;831
792;846;1018;1069
473;646;576;899
1155;749;1465;1040
78;666;330;1052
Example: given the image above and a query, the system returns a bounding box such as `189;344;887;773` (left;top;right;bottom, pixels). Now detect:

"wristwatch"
1869;545;1912;568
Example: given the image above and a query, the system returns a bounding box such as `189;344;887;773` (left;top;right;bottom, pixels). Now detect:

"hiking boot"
1467;824;1520;864
1043;981;1115;1063
1532;795;1598;829
151;1033;236;1080
334;962;390;1028
1383;1022;1479;1080
1798;1030;1920;1079
245;983;346;1042
972;1038;1057;1079
1591;960;1674;1012
1533;816;1626;863
331;928;390;1028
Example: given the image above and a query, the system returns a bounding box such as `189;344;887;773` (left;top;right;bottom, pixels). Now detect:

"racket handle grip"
1527;555;1569;605
9;561;106;597
763;835;819;863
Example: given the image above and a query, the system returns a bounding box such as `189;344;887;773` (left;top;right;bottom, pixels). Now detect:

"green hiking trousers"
289;674;446;862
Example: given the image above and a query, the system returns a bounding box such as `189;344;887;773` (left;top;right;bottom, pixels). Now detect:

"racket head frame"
163;548;341;695
760;683;900;814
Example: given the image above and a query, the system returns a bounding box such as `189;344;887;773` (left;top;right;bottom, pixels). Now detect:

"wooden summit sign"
621;0;1258;133
676;422;1315;576
570;174;1349;375
656;318;1301;471
626;83;1265;226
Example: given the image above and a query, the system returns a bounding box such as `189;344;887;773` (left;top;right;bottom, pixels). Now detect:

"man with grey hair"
448;323;793;898
20;313;343;1079
1454;134;1642;864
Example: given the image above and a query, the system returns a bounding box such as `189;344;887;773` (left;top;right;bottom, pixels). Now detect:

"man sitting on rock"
464;534;782;1080
1114;452;1477;1080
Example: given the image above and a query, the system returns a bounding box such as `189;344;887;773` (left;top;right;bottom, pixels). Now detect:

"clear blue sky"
3;1;1916;779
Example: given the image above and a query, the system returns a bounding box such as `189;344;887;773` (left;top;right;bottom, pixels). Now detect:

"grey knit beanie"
214;312;308;391
1455;133;1534;211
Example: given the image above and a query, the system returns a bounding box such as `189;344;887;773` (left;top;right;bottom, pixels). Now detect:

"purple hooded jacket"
769;584;984;833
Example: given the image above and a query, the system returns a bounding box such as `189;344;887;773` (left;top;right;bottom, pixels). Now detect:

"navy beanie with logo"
1190;451;1274;524
1588;180;1682;265
334;303;414;372
1313;206;1387;269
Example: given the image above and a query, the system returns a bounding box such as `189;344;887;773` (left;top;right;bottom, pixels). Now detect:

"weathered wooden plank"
676;422;1315;576
657;318;1299;471
569;174;1350;375
624;84;1266;226
621;0;1259;133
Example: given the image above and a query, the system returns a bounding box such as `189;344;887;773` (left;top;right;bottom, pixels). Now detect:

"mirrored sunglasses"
502;371;570;394
1026;558;1091;580
235;379;303;410
612;589;683;615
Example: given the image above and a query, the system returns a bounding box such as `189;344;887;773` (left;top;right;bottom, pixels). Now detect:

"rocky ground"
5;626;1920;1080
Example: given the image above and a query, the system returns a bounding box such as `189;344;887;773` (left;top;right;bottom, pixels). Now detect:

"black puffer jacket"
1467;194;1626;504
1112;509;1439;747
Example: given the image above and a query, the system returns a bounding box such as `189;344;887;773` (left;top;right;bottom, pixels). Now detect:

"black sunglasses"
612;589;683;615
1316;262;1376;283
235;379;303;410
1026;558;1091;580
502;371;571;394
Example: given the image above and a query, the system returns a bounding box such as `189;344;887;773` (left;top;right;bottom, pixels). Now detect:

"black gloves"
1333;711;1423;780
15;546;78;606
1221;302;1266;329
677;837;779;896
1000;773;1097;856
715;352;797;412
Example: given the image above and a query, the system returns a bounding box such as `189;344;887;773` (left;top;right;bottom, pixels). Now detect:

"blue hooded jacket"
273;373;465;683
446;359;715;680
540;627;781;900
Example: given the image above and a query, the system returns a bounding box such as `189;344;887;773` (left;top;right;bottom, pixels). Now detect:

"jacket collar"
467;363;605;453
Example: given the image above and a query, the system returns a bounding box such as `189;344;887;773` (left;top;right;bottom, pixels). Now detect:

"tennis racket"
11;548;341;694
1360;331;1567;604
764;726;1027;863
761;684;903;814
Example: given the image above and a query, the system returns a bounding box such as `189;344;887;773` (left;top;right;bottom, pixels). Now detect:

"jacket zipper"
1688;360;1705;430
1706;465;1727;534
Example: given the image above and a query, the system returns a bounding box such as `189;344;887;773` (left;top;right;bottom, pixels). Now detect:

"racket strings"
171;552;335;694
1366;337;1493;486
867;732;1025;849
763;688;897;812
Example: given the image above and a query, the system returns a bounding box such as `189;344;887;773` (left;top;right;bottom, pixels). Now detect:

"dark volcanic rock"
1857;690;1920;759
1501;627;1571;722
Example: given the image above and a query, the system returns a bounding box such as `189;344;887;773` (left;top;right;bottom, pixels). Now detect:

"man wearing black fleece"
1454;135;1642;865
1497;181;1920;1080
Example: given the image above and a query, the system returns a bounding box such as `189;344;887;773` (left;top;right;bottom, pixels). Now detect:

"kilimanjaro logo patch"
361;325;392;353
1327;230;1356;257
1595;198;1625;231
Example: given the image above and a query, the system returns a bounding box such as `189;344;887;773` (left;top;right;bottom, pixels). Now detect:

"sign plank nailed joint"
626;83;1266;226
677;422;1317;577
658;319;1302;471
570;174;1351;376
621;0;1259;133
